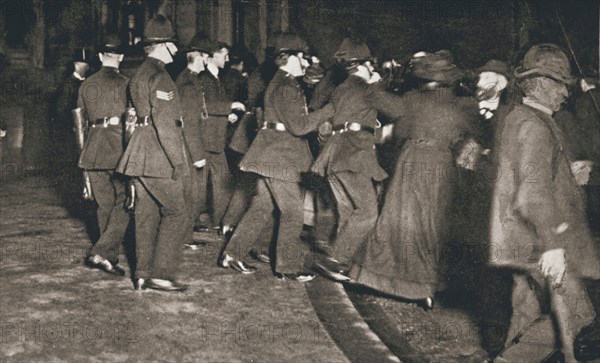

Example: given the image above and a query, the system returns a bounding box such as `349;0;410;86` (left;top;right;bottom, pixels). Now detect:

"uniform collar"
186;66;199;76
102;65;119;73
522;97;553;115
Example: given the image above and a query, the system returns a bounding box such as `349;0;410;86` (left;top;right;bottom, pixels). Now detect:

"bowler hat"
410;50;463;83
142;15;176;46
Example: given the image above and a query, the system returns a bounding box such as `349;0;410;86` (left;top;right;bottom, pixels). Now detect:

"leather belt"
262;122;286;131
332;122;375;135
135;116;151;126
92;116;121;128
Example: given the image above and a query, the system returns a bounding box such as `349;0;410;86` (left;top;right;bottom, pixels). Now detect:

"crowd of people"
54;13;600;363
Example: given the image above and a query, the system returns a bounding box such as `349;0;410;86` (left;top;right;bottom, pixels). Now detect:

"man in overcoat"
490;43;600;362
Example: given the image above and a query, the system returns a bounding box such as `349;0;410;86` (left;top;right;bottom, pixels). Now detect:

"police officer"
219;33;334;281
196;38;245;230
311;39;388;281
175;34;210;241
491;44;600;362
76;35;130;276
117;15;189;292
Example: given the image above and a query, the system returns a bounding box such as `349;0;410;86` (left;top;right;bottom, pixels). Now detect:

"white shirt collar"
73;71;85;81
207;63;219;78
523;97;553;115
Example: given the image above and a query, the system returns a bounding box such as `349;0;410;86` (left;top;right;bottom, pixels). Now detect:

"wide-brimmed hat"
410;50;463;83
514;43;575;85
141;15;176;46
478;59;510;79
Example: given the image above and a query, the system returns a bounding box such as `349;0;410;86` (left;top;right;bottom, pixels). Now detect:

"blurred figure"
490;44;600;362
348;50;478;309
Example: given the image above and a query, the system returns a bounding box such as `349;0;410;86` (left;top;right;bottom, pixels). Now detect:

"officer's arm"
365;84;407;120
150;73;183;168
274;83;334;136
199;74;231;116
309;71;336;110
514;120;565;251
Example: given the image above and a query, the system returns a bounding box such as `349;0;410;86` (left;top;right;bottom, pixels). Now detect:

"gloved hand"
193;159;206;169
231;102;246;112
539;248;566;288
125;182;136;211
228;113;239;123
172;164;184;181
317;120;332;145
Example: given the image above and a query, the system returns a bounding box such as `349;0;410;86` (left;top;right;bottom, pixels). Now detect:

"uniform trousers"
329;171;378;265
88;170;130;263
498;269;595;362
134;175;187;280
224;177;308;273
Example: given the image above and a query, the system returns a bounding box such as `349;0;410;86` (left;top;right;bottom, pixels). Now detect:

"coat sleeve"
365;84;408;120
273;83;334;136
513;119;565;252
150;72;184;168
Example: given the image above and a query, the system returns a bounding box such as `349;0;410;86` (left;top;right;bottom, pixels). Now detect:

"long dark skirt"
349;141;458;300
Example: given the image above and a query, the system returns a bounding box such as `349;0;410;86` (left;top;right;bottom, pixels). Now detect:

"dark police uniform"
225;69;334;274
197;70;234;227
176;68;207;232
117;57;189;281
312;75;388;265
77;66;130;262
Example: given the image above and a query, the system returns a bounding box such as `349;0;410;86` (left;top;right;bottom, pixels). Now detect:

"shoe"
248;249;271;264
220;225;235;238
145;278;188;292
574;322;600;361
276;272;316;282
218;253;257;274
421;296;434;311
184;240;207;250
85;255;126;277
313;260;351;282
134;278;147;290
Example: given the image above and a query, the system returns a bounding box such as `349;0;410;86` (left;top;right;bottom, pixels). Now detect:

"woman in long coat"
348;51;478;306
